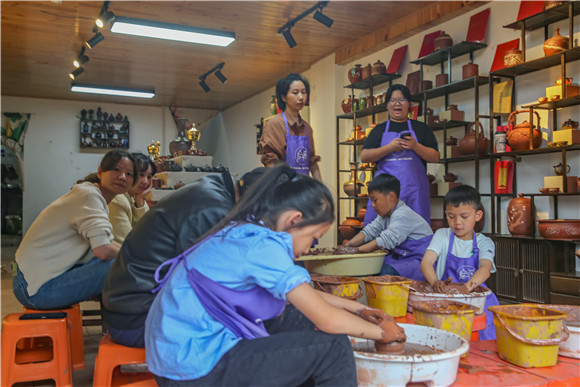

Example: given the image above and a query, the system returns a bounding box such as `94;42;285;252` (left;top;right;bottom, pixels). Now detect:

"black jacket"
102;173;236;331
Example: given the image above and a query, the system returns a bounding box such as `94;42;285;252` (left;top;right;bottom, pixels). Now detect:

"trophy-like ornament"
147;140;161;160
186;123;201;152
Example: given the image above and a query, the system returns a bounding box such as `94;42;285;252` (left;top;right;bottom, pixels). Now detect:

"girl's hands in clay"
377;319;406;344
432;277;453;293
357;307;389;325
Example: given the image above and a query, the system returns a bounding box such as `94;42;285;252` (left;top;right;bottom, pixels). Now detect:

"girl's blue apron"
363;120;430;225
153;235;286;340
441;231;499;340
282;112;310;175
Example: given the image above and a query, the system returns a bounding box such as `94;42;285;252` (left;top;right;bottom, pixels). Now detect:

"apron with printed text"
283;112;310;175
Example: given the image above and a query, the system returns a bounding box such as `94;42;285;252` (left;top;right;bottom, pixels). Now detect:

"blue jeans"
13;257;114;310
380;263;401;277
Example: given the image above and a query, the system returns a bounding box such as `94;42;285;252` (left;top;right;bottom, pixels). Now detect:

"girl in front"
146;164;405;386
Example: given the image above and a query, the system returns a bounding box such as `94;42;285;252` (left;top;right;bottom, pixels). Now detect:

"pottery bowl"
538;219;580;240
557;141;568;147
539;187;550;194
548;187;560;194
548;142;558;148
538;97;548;103
550;95;561;101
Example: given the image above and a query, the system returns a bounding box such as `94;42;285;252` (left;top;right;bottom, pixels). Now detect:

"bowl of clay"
407;281;491;315
352;323;468;386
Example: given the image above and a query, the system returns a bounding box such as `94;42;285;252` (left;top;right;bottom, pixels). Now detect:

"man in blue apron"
360;84;440;225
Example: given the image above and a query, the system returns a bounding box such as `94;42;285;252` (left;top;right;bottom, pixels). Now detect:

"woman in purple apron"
259;73;322;180
361;84;440;225
145;165;405;387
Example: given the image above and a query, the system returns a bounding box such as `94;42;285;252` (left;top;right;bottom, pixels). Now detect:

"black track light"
69;67;85;80
86;33;104;49
313;10;333;28
96;11;116;28
199;79;210;93
214;70;227;83
282;28;296;48
73;47;89;68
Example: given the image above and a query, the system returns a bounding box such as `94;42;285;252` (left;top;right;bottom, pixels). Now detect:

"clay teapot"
371;59;387;76
348;64;363;84
341;96;353;114
503;48;522;67
459;122;489;156
434;31;453;51
446;136;458;146
544;28;569;56
361;64;372;80
562;118;579;130
507;110;542;151
507;194;536;237
444;172;458;182
553;162;571;176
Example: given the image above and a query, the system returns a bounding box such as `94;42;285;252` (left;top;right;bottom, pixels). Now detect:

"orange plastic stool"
93;334;157;387
23;304;85;370
1;313;72;387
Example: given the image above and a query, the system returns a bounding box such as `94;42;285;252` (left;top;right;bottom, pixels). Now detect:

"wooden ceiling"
1;1;481;110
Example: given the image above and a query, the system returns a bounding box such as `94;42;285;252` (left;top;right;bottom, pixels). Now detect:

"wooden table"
454;340;580;386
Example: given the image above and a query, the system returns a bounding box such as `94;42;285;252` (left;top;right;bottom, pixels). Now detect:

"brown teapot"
507;194;536;237
434;31;453;51
446;136;458;146
553;162;571;176
507;110;542;151
459;122;489;156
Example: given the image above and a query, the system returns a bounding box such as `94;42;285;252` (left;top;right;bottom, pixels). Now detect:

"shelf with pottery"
491;46;580;77
344;72;401;91
411;76;489;101
410;41;487;67
503;1;579;31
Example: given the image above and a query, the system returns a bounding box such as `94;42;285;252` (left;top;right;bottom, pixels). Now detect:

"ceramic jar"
169;118;191;156
422;80;433;91
434;31;453;51
459;121;489;156
436;73;449;87
269;95;277;116
348;64;363;84
462;62;479;79
361;64;372;80
507;110;542;151
358;208;367;222
544;28;569;56
503;48;523;67
371;59;387;76
341;96;353;114
562;119;579;130
358;97;366;111
339;217;362;240
507;194;536;237
343;162;364;197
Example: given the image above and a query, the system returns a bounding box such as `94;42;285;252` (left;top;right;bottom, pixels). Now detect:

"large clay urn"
348;64;363;84
459;121;489;156
343;162;364;197
434;31;453;51
371;59;387;76
507;194;536;237
361;64;372;80
507;110;542;151
544;28;569;56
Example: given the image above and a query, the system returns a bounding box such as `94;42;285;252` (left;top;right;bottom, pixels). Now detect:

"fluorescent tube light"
71;83;155;99
111;16;235;47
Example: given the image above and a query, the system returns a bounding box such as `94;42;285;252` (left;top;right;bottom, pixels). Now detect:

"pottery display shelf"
151;155;216;202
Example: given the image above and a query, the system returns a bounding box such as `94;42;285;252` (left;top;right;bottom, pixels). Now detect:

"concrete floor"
1;237;104;387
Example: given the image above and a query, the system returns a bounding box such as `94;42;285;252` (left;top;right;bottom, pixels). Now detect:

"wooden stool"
93;334;157;387
23;304;85;370
1;313;72;387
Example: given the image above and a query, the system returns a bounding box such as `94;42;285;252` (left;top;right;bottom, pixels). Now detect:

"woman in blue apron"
361;84;440;225
145;164;405;386
259;73;322;181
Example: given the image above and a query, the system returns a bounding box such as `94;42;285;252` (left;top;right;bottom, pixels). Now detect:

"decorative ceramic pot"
446;136;458;146
339;217;362;240
348;64;363;84
358;97;366;111
269;95;277;116
366;97;373;109
507;194;536;236
507;110;542;151
361;64;372;80
434;31;453;51
459;121;489;156
553;162;571;176
462;62;479;79
544;28;569;56
443;172;458;182
343;162;364;197
538;219;580;241
504;48;523;67
371;59;387;76
436;73;449;87
562;119;579;130
169;118;191;156
341;96;353;114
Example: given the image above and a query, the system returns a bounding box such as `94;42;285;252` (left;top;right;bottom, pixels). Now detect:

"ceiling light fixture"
277;1;331;48
110;16;235;47
69;67;85;80
73;47;89;68
86;32;104;49
198;62;227;92
96;11;116;28
71;83;155;99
